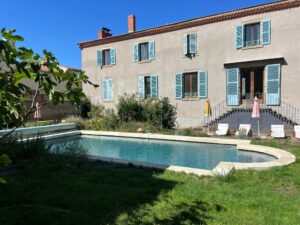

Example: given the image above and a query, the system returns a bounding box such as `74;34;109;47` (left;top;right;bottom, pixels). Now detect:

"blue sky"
1;0;276;69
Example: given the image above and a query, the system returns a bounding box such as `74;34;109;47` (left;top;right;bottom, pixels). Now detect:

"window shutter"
148;41;155;60
175;73;183;100
189;33;197;54
150;75;158;99
138;76;145;99
183;34;188;55
198;71;208;99
266;64;280;105
261;20;271;45
102;80;108;100
133;44;139;62
107;79;113;100
226;68;240;106
236;25;244;49
97;50;102;66
110;48;116;65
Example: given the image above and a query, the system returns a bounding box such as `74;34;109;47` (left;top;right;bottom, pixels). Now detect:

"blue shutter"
148;41;155;60
175;73;183;100
189;33;197;54
198;71;208;99
261;20;271;45
102;80;108;100
138;76;145;99
97;50;102;66
110;48;116;65
266;64;280;105
107;79;113;100
103;79;113;100
227;68;240;106
183;34;188;55
150;75;158;99
236;25;244;49
133;44;139;62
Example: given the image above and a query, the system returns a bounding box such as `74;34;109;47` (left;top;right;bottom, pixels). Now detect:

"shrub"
0;136;49;162
117;94;144;122
101;113;119;130
118;121;158;133
143;97;177;129
24;120;54;127
88;104;105;119
79;97;92;119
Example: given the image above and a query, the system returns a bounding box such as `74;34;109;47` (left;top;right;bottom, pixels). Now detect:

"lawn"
0;139;299;225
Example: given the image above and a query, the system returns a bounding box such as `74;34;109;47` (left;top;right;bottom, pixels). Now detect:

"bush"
143;97;177;129
117;94;144;122
24;120;54;127
79;97;92;119
0;136;49;162
118;121;158;133
101;113;119;130
88;104;105;119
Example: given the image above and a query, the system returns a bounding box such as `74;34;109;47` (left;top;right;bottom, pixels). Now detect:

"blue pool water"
46;135;276;170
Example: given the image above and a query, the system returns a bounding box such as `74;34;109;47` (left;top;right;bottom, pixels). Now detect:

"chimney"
98;27;112;39
128;15;136;33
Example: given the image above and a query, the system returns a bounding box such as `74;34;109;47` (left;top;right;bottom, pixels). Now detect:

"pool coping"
41;130;296;177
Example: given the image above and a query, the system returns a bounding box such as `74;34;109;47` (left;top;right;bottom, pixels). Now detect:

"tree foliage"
0;28;98;128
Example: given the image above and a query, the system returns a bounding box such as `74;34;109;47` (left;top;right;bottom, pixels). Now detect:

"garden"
1;28;300;225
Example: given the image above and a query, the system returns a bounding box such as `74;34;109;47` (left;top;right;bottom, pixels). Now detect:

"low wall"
0;123;77;138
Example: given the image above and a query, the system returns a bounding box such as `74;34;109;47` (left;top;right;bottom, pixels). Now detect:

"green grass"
0;139;300;225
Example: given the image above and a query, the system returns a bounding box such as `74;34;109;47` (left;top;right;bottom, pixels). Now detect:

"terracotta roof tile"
79;0;300;49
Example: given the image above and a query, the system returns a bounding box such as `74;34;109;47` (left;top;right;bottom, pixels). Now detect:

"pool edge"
41;130;296;177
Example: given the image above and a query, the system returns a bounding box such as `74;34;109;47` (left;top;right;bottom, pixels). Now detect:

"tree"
0;28;98;135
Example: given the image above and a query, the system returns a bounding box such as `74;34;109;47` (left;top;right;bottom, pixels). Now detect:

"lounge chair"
271;125;285;138
216;123;229;136
235;124;251;136
294;125;300;139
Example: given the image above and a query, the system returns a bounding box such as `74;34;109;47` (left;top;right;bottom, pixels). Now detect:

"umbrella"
34;102;41;120
252;97;260;136
204;99;212;134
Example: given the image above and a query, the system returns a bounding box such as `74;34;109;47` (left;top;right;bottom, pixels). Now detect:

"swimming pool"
47;135;276;170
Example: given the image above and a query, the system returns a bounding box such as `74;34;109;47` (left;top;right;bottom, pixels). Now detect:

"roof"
79;0;300;49
40;65;81;73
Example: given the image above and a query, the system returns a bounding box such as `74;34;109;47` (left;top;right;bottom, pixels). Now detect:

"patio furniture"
294;125;300;139
235;124;252;136
216;123;229;136
271;125;285;138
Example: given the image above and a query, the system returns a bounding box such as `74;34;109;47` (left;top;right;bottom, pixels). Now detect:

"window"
175;71;207;100
244;23;260;47
183;72;198;97
134;41;155;62
236;20;271;49
144;76;151;99
97;48;116;67
139;43;149;61
183;33;197;55
103;49;111;66
138;75;158;99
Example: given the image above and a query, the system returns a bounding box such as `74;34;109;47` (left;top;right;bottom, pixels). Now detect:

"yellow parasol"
204;99;212;117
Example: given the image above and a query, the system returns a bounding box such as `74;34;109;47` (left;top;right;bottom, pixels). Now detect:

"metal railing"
209;96;300;126
245;39;260;47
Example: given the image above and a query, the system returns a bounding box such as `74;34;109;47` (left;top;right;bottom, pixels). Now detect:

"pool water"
47;135;276;170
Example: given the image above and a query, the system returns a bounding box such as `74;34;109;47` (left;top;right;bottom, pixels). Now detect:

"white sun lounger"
235;124;251;136
271;125;285;138
294;125;300;139
216;123;229;136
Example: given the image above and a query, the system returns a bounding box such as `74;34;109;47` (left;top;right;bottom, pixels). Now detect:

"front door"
241;67;264;103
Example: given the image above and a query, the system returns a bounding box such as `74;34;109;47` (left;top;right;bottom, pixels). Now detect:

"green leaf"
0;178;7;185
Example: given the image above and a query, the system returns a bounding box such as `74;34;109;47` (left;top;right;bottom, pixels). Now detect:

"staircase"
208;99;300;135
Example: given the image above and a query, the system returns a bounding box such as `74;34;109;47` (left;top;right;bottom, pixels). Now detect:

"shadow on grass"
0;154;222;225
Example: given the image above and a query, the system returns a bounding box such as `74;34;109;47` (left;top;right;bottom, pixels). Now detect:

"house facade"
80;0;300;128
